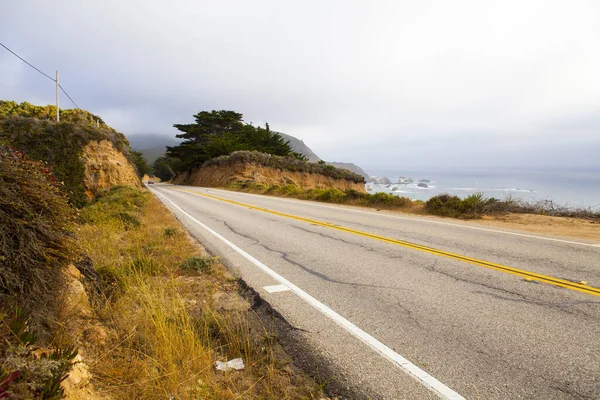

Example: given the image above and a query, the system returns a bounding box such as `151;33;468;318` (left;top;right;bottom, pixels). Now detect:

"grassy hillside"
0;101;137;206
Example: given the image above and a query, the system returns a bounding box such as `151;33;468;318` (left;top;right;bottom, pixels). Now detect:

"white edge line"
150;187;465;400
196;186;600;248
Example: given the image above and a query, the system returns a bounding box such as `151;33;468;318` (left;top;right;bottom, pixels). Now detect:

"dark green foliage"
366;192;413;207
167;110;301;171
315;189;347;203
152;156;176;181
425;193;600;220
425;193;502;218
0;146;76;331
131;151;150;177
79;186;148;230
0;303;78;400
0;101;137;207
206;151;366;184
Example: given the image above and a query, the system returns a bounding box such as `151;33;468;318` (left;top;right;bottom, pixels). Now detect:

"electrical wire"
0;41;81;109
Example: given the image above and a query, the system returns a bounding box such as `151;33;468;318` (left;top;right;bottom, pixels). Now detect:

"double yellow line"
175;188;600;297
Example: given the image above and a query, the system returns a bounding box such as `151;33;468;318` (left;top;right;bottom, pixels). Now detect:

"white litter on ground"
215;358;245;371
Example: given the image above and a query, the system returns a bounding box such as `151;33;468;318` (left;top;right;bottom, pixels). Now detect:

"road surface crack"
215;217;404;290
248;242;402;291
291;225;398;257
425;262;599;319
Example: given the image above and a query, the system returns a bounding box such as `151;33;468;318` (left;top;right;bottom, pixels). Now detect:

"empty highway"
149;184;600;399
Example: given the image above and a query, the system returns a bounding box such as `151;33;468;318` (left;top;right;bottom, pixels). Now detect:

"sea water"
367;167;600;210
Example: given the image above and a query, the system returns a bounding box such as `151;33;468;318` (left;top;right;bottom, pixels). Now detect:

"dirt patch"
81;140;141;199
479;213;600;242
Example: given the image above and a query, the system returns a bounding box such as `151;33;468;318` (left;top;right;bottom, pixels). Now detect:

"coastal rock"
417;182;429;188
419;179;431;183
373;176;392;185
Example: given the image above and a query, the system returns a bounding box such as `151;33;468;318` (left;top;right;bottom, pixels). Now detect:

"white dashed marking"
264;284;291;293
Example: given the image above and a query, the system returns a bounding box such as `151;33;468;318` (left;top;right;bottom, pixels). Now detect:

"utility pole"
55;70;60;122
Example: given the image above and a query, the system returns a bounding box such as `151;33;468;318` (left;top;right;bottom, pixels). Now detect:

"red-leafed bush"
0;145;76;329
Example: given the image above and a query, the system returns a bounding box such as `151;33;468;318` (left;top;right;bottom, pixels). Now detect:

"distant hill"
276;133;369;178
129;131;370;179
327;162;370;180
276;132;321;162
128;133;180;164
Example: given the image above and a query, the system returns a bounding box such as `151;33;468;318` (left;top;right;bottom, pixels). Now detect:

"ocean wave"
451;187;535;193
488;187;536;193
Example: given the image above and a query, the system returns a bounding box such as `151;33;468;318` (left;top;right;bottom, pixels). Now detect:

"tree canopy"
131;151;151;177
167;110;305;172
152;156;176;181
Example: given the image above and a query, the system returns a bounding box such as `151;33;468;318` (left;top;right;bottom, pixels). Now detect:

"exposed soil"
81;140;141;199
174;163;366;192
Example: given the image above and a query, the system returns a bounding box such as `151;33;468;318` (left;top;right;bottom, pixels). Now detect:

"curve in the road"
176;188;600;298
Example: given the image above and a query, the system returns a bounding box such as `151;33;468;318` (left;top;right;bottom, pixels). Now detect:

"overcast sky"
1;1;599;172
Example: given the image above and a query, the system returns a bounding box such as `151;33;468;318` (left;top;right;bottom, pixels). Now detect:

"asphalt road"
149;184;600;399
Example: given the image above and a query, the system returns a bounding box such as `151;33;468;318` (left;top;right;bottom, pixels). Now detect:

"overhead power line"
58;84;80;109
0;41;81;109
0;41;55;81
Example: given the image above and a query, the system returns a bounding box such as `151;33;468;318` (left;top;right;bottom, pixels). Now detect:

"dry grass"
77;187;322;399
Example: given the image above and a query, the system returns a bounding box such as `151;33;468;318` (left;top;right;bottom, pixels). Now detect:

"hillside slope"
0;101;141;205
174;151;366;192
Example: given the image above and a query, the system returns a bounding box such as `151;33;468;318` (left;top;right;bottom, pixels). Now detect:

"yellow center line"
174;188;600;297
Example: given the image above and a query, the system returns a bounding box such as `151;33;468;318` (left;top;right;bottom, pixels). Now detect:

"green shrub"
125;256;164;276
179;256;220;273
315;189;347;203
425;192;500;218
0;303;78;399
357;192;413;208
277;184;302;196
344;189;367;200
368;191;397;204
228;180;269;192
163;227;178;237
79;186;147;229
0;146;76;331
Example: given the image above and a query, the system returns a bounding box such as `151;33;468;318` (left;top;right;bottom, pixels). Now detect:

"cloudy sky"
1;0;599;172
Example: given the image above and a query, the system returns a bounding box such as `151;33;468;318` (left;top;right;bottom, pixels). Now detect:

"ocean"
367;167;600;211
